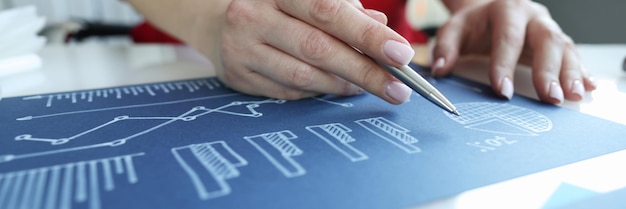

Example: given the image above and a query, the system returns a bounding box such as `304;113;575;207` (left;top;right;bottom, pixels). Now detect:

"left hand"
432;0;596;104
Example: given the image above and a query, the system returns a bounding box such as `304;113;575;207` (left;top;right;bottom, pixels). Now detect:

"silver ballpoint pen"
379;63;460;116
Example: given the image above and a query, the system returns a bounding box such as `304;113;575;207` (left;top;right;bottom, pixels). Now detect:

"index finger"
488;0;530;99
275;0;414;66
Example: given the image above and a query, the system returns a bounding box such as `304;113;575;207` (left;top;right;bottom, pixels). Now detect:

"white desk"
1;43;625;208
0;44;215;98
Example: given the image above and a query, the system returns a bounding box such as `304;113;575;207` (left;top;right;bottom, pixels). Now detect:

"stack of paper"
0;6;46;77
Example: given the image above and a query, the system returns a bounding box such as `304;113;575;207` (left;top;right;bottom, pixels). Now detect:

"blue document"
1;64;625;209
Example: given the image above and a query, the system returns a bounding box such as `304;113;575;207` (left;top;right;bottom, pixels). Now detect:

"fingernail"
386;81;412;103
431;57;445;76
500;77;514;100
588;76;598;89
549;81;564;104
570;79;585;99
383;40;415;65
354;87;366;95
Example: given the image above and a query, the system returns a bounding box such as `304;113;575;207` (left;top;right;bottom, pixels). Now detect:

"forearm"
126;0;231;58
442;0;492;13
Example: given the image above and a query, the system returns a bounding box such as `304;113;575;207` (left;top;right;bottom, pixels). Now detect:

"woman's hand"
434;0;597;104
213;0;417;104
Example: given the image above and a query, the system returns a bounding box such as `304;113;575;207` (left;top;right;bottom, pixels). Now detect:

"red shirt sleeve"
131;22;182;44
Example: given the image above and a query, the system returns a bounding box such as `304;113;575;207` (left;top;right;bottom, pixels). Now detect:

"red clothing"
131;0;427;44
361;0;428;43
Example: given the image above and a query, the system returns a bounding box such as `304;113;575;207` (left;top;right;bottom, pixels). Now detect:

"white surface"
0;43;624;208
7;0;141;25
0;44;214;98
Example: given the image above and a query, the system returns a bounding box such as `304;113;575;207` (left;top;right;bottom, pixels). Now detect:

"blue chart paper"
1;64;626;209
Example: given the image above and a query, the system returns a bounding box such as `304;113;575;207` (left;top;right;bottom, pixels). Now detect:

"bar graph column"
244;130;305;178
306;123;368;162
172;141;248;200
356;117;421;154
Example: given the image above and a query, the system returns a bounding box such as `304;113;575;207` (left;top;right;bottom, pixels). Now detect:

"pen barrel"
389;65;457;114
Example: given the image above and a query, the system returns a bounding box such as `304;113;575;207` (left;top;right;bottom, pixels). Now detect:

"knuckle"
531;3;550;16
538;27;565;44
310;0;341;23
225;0;258;26
562;34;576;47
288;64;316;89
356;63;382;91
356;21;384;46
300;30;333;61
499;26;525;47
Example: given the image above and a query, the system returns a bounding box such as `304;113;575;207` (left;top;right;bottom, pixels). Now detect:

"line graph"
3;99;285;163
0;153;144;209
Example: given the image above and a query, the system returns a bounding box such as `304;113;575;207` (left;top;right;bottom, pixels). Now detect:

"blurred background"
0;0;625;45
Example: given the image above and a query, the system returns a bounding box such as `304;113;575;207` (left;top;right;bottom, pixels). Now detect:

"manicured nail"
386;81;412;103
383;40;415;65
587;76;598;89
549;81;564;104
431;57;445;76
570;79;585;99
354;87;366;95
500;77;514;100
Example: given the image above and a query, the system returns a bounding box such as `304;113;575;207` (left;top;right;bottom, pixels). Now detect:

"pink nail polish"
588;76;598;89
386;81;412;103
500;77;514;100
383;40;415;65
570;80;585;99
549;81;564;104
431;57;445;75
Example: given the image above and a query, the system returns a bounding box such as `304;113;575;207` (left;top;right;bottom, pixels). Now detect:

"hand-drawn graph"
244;130;305;178
9;84;354;164
355;117;421;154
3;99;286;163
306;123;368;162
443;102;553;136
171;141;247;200
0;153;144;209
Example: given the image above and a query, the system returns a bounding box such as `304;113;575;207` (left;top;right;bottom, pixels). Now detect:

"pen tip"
452;109;461;116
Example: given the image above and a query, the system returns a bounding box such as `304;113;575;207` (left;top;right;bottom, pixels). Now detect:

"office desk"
1;44;625;208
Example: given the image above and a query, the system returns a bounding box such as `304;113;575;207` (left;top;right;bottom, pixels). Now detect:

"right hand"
210;0;416;104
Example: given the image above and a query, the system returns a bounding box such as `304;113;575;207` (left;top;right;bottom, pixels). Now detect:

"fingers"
218;45;323;100
364;9;388;25
220;0;410;103
433;0;596;104
528;20;565;104
259;8;411;104
526;13;595;104
248;44;365;98
559;45;586;101
431;15;463;77
275;0;414;67
487;0;531;100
